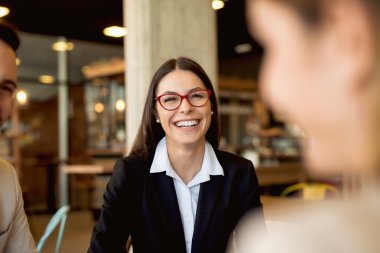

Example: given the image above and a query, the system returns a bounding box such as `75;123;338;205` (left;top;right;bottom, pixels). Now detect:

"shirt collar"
150;137;224;186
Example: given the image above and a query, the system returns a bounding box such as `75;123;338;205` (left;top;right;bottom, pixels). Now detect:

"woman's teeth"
175;120;199;127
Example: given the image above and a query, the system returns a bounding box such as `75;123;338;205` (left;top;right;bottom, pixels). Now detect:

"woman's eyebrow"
189;87;204;92
159;91;178;95
160;86;204;95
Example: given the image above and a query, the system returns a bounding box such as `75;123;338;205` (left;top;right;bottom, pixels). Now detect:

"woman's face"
247;0;376;173
155;69;212;148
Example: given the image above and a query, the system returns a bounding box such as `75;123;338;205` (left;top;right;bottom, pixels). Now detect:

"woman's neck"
166;140;206;184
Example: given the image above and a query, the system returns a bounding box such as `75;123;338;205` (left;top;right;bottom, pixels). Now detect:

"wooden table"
63;164;112;209
63;164;106;174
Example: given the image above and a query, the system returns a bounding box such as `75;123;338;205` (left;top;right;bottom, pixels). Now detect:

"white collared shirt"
150;137;224;253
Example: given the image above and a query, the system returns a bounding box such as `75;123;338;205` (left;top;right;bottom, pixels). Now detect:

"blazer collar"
150;137;224;178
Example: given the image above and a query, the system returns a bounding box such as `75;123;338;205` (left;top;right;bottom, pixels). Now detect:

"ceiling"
16;32;124;100
1;0;262;60
1;0;124;46
1;0;262;101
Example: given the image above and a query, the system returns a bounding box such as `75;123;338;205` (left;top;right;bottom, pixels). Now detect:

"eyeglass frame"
155;89;212;111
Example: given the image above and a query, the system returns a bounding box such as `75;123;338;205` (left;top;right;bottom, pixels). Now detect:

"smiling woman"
87;57;264;253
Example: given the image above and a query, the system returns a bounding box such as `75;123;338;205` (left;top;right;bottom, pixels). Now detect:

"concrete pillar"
57;36;69;206
124;0;218;152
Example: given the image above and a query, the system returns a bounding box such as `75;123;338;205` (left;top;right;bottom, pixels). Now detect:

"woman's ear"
153;108;161;123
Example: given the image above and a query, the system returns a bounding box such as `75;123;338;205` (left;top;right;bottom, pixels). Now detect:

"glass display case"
85;74;126;153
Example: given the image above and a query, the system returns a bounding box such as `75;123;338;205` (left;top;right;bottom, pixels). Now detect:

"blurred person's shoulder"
237;196;380;253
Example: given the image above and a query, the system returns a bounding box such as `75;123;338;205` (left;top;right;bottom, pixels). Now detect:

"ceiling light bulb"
0;7;10;18
212;0;224;10
16;89;28;105
39;75;55;84
52;41;74;51
103;26;128;38
115;99;125;112
94;102;105;113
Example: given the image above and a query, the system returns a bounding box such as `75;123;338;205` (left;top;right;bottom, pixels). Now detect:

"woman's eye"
190;92;205;100
163;96;179;103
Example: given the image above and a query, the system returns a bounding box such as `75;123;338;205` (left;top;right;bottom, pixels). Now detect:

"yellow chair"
280;182;340;200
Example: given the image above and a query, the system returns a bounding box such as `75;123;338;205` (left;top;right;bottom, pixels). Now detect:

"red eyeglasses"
155;89;212;111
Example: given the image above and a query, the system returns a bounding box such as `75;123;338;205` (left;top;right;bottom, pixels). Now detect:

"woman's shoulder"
215;149;255;171
120;153;147;163
112;153;153;175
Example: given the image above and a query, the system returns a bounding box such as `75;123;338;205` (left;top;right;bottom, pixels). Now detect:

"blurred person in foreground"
0;21;38;253
234;0;380;252
88;57;263;253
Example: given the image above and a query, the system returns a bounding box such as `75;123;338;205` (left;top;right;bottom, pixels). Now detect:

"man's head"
0;20;19;127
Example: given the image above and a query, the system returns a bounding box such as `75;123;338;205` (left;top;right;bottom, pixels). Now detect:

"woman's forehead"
156;70;206;94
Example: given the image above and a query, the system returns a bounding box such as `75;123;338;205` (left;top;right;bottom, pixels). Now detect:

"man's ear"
321;0;374;91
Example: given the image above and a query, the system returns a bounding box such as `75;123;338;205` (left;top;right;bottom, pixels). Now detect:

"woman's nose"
179;97;193;113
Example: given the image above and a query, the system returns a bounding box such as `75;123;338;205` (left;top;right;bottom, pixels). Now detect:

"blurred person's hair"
129;57;220;159
267;0;380;55
0;20;20;52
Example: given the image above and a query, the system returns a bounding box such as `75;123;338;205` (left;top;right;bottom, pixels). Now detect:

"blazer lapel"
192;176;223;253
151;172;186;252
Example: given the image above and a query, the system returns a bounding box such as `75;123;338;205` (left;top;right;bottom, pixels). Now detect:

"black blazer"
88;150;263;253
